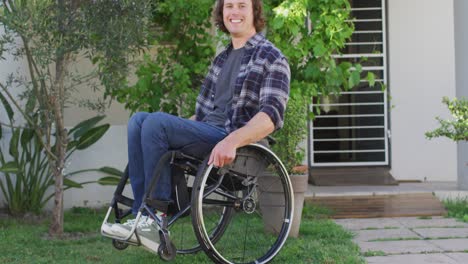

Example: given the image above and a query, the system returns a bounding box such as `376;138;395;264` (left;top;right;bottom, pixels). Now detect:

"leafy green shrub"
426;96;468;142
268;0;373;170
0;113;111;215
272;93;308;173
114;0;216;117
268;0;372;98
113;0;372;172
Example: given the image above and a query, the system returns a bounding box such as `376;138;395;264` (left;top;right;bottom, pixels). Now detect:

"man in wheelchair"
102;0;290;257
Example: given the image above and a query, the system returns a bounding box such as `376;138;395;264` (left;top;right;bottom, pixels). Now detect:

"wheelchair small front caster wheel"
112;239;129;250
158;241;176;261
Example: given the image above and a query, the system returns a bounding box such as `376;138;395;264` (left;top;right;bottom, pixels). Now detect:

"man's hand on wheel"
208;139;237;167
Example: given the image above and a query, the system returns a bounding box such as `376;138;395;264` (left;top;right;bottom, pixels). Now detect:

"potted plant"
259;0;371;237
260;93;309;238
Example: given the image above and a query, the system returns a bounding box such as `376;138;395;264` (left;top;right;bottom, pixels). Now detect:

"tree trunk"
48;54;68;237
48;151;65;237
48;0;69;238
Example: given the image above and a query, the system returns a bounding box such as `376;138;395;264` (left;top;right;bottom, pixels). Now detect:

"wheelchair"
101;141;294;264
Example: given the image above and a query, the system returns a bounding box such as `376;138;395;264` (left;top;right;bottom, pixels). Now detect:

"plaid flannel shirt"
195;33;290;133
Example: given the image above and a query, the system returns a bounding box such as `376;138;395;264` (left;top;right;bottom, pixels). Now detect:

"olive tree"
0;0;152;237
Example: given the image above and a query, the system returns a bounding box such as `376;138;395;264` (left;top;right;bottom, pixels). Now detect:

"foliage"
267;0;372;98
272;93;308;173
114;0;216;117
443;197;468;222
425;97;468;142
0;113;110;215
0;0;152;235
267;0;372;170
112;0;371;171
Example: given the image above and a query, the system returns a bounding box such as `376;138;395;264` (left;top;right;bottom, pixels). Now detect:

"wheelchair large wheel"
171;175;234;255
191;144;294;264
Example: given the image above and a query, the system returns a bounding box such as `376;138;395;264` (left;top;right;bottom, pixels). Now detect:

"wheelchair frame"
101;143;294;263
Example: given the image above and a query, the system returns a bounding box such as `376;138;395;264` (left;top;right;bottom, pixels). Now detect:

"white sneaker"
110;216;160;251
101;223;116;235
101;221;137;242
135;217;160;252
108;217;148;242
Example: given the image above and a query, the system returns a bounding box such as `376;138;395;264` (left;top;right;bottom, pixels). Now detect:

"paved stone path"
334;217;468;264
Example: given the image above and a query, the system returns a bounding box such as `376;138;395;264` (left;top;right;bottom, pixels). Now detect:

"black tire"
158;240;177;261
112;239;129;250
191;144;294;264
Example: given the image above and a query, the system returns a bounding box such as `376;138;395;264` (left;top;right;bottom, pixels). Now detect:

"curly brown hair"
213;0;266;34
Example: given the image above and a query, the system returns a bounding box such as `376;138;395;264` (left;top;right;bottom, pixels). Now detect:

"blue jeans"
127;112;227;215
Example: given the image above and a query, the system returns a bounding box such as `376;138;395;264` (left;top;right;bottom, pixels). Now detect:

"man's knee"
140;112;172;135
128;112;149;129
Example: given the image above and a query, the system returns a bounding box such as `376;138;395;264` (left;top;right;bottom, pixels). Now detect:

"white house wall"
454;0;468;188
387;0;457;181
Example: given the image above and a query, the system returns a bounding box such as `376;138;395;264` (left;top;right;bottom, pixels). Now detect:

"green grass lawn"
0;205;363;264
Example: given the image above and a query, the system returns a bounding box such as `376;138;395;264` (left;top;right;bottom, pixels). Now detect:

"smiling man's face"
223;0;256;39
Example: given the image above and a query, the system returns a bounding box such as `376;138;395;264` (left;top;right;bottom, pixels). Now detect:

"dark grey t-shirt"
202;47;245;128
